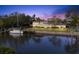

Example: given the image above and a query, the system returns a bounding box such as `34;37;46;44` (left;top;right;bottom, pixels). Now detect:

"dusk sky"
0;5;79;20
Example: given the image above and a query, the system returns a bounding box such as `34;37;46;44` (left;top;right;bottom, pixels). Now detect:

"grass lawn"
26;27;70;32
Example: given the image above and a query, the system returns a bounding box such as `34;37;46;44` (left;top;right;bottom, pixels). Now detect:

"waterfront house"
66;17;72;24
33;21;66;29
66;17;73;28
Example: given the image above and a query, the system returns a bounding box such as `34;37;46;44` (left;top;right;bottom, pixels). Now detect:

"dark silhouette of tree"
65;7;79;28
65;44;78;54
0;12;33;30
32;14;36;21
48;16;63;25
65;37;79;54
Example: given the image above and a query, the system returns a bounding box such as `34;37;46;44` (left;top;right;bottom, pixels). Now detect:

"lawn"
26;27;70;32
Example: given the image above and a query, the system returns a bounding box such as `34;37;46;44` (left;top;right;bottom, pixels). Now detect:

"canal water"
0;33;79;54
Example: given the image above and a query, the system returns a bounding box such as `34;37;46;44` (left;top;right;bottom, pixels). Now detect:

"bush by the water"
0;46;15;54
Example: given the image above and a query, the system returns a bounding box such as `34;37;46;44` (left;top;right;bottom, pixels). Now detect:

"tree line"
0;12;34;30
65;7;79;28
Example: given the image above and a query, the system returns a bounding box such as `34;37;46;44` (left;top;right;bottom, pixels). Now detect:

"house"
66;17;72;24
66;17;73;28
32;21;66;29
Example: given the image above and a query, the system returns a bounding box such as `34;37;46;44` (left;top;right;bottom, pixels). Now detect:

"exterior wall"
33;22;52;28
33;22;66;28
66;17;72;26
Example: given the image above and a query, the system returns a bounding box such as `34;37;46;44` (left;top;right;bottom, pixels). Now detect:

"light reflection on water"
0;33;79;54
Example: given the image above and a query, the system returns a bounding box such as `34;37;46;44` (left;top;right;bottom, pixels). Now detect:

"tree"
0;20;4;29
65;10;71;18
25;15;32;27
48;16;62;25
0;12;33;29
71;15;79;27
65;7;79;27
32;14;36;21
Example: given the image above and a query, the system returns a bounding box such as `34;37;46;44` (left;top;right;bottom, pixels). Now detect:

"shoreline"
24;30;79;36
24;28;79;36
34;31;79;36
0;29;79;36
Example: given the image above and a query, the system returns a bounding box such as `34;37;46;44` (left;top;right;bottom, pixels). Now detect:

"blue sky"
0;5;78;19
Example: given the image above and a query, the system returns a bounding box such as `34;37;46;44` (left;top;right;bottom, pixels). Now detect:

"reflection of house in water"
33;21;66;29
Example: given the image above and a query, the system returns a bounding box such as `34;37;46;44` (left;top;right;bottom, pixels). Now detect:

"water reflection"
0;33;79;54
65;36;79;54
9;33;23;38
32;37;41;43
65;43;78;54
49;36;61;47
